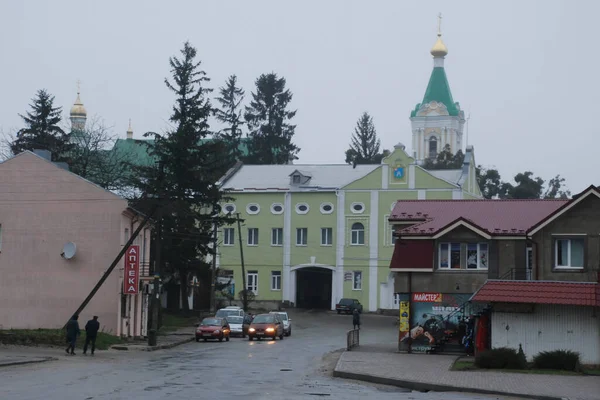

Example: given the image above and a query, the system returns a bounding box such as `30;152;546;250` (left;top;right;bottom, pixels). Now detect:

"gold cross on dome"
76;79;81;94
437;13;442;35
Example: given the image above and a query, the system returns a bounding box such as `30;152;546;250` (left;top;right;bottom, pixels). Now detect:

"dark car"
336;298;363;314
195;317;231;342
247;313;284;341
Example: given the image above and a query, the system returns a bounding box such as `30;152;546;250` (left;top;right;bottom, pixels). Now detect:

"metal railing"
346;329;360;351
499;268;533;281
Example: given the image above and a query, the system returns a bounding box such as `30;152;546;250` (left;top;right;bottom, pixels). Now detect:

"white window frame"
350;222;365;245
271;271;281;291
223;203;236;214
246;203;260;215
321;227;333;246
320;202;334;214
352;271;362;290
0;223;3;252
247;228;259;246
295;203;310;215
271;228;283;246
296;228;308;246
526;245;533;280
438;242;489;270
350;202;365;214
554;238;585;269
247;271;258;295
270;203;284;215
223;228;235;246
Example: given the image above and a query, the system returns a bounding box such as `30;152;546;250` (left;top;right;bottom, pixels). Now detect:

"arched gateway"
290;261;336;310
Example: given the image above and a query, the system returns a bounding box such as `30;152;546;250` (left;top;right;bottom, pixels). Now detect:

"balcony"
499;268;533;281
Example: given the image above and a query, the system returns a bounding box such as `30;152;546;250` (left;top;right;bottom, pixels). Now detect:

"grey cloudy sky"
1;0;597;193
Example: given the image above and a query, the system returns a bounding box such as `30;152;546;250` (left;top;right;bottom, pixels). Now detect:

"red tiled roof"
390;199;568;237
471;280;600;307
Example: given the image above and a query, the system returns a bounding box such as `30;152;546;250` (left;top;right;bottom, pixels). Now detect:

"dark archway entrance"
296;267;332;309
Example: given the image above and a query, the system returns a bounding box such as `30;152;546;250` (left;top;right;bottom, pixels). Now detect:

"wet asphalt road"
0;311;518;400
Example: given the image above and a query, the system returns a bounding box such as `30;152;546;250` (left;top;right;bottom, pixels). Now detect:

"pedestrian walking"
65;314;81;355
352;308;361;330
83;316;100;355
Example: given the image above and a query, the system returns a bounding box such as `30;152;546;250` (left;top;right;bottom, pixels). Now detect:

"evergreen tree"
345;112;386;166
11;89;71;160
244;73;299;164
423;144;464;170
132;41;230;311
214;75;245;166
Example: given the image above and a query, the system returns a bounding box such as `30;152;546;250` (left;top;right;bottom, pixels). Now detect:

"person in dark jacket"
65;314;81;355
352;309;361;330
83;316;100;355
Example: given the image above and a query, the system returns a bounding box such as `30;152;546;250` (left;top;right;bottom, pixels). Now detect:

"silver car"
269;311;291;336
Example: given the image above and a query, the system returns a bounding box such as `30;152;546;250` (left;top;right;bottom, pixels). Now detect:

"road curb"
332;356;564;400
111;337;194;352
0;357;57;368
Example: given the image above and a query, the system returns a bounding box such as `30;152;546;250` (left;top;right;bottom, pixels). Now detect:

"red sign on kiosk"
123;245;140;294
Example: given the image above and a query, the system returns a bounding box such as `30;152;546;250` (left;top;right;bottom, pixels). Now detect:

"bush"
475;347;528;370
533;350;581;372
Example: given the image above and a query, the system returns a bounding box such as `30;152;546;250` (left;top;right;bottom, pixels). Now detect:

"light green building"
216;27;480;312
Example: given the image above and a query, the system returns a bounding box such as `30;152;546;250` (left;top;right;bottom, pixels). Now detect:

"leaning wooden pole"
64;205;158;328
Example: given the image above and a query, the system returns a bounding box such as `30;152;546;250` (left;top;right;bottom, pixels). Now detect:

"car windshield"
274;313;288;321
201;318;221;326
227;316;243;324
252;315;275;324
340;299;354;305
216;309;238;317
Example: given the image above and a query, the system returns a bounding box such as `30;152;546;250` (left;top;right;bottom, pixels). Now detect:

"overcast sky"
1;0;597;193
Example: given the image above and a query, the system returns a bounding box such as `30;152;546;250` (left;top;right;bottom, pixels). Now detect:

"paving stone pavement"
334;345;600;400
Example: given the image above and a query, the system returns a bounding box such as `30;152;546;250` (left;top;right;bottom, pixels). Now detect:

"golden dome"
430;34;448;58
70;92;87;117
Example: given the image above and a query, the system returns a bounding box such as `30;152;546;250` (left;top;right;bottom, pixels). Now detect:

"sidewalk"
333;345;600;400
110;327;194;351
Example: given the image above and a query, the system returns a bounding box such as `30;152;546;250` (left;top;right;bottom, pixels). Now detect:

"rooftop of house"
390;199;569;236
220;164;380;191
471;280;600;307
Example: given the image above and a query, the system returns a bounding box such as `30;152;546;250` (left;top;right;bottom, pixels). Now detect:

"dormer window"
292;174;301;184
289;170;312;186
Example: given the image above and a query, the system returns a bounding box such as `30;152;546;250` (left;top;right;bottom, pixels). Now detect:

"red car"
195;317;231;342
247;313;284;341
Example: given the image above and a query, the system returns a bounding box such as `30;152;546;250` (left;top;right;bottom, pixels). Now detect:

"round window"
298;205;308;212
273;205;282;212
351;202;365;214
246;203;260;214
271;203;284;214
320;202;334;214
249;205;259;212
224;204;236;213
296;203;310;214
353;204;363;211
322;204;332;212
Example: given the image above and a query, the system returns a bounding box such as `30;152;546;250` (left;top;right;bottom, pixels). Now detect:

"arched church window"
428;137;438;159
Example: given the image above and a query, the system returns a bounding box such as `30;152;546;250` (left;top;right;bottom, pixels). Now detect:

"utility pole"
148;163;165;346
209;218;218;314
236;213;247;311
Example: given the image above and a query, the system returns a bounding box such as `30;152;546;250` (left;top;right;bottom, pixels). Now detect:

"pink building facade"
0;151;151;337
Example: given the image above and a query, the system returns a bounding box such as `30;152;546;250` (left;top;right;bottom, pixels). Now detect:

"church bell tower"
410;14;465;164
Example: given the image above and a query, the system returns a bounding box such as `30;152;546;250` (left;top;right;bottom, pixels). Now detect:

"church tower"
70;81;87;131
410;15;465;164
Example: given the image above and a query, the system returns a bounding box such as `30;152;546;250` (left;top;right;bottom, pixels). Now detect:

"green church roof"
112;137;250;167
410;67;460;117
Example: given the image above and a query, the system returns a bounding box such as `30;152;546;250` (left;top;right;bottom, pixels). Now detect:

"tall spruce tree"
214;75;245;166
132;41;230;311
244;73;299;164
345;112;385;166
11;89;71;160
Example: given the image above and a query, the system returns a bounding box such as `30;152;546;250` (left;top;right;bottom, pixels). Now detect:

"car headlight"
266;327;275;332
249;328;255;333
214;330;220;334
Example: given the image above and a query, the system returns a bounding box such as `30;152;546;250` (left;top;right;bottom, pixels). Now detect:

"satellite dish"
61;242;77;259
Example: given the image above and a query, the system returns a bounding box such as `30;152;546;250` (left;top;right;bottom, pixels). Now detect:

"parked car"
216;307;245;318
247;313;284;341
226;315;250;338
269;311;292;336
336;298;363;314
195;317;231;342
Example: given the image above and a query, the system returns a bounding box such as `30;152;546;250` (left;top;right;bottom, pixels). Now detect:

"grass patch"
0;329;122;351
159;312;198;333
451;358;593;376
